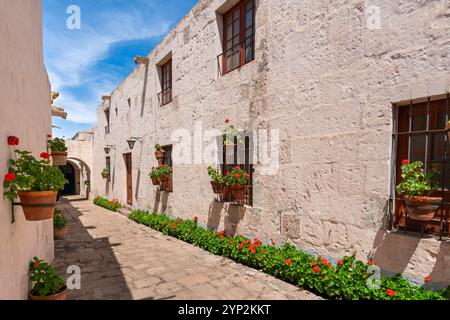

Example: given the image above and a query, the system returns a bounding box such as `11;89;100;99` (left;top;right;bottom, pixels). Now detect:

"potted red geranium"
224;166;250;203
47;136;68;166
29;257;67;300
3;137;68;221
396;160;441;221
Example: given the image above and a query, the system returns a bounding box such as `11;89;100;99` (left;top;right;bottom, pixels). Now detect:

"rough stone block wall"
92;0;450;287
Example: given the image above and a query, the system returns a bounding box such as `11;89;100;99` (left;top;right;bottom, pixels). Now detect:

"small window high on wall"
160;60;172;106
222;0;255;74
390;95;450;239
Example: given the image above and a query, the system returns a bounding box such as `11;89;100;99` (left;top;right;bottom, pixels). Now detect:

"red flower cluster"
4;173;16;183
285;259;292;266
402;159;409;165
368;260;375;266
40;152;50;160
312;266;321;273
271;241;276;246
225;171;230;176
7;136;19;146
322;258;331;267
229;240;234;245
424;276;431;283
193;216;198;222
312;261;317;266
337;260;344;265
33;261;39;268
225;118;230;124
238;243;244;249
386;289;395;297
234;173;241;178
243;173;250;179
47;134;52;138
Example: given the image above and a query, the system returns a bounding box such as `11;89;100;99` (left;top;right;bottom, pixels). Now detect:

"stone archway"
67;157;91;199
59;161;77;195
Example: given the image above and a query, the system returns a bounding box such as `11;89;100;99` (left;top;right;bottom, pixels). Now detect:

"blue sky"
43;0;197;138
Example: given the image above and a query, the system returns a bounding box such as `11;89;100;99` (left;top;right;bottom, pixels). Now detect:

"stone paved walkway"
53;198;321;300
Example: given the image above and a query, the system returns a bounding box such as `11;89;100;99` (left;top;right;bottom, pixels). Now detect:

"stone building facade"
91;0;450;287
0;0;54;299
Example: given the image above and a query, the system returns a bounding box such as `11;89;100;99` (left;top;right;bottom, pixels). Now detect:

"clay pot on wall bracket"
51;151;68;166
229;184;245;203
151;177;160;186
30;287;68;300
54;226;68;240
210;181;222;194
155;151;165;161
18;191;57;221
404;195;442;221
101;172;109;179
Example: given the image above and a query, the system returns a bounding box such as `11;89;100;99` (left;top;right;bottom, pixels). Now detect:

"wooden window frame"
392;97;450;238
161;60;172;106
222;0;255;74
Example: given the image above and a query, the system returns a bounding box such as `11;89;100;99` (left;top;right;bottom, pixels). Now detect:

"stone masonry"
88;0;450;286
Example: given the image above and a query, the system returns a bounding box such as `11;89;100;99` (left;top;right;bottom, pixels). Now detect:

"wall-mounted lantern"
134;56;149;65
104;145;116;154
127;137;143;150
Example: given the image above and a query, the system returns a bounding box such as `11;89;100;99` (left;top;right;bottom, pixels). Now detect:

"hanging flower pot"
154;144;165;161
224;166;250;204
149;167;160;186
101;168;110;179
207;166;225;195
29;258;67;300
48;137;68;166
18;191;57;221
397;160;441;222
229;184;246;202
51;151;68;166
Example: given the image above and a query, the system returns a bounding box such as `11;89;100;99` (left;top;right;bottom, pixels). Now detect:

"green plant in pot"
155;144;165;161
396;160;441;221
157;165;172;190
207;166;225;196
224;166;250;203
29;257;67;300
53;208;68;240
101;168;110;179
149;167;160;186
3;138;68;221
47;137;68;166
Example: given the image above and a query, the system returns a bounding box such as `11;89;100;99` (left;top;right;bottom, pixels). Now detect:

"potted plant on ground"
224;166;250;203
155;144;165;162
101;168;110;179
53;208;68;240
3;143;68;221
47;137;68;166
207;166;225;194
149;167;160;186
29;257;67;300
396;160;442;221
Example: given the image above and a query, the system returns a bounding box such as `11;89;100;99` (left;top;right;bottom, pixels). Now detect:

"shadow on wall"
370;226;450;288
153;190;170;214
206;200;247;235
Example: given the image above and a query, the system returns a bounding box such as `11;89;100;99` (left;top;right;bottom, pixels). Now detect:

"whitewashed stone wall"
92;0;450;286
0;0;54;299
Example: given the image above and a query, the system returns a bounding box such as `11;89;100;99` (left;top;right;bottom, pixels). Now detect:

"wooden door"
124;153;132;205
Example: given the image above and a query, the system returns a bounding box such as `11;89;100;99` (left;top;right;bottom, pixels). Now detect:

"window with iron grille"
222;0;255;74
221;135;253;206
390;95;450;239
161;60;172;106
106;156;111;183
160;145;173;192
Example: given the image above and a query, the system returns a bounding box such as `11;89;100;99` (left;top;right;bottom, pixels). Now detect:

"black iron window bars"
388;93;450;240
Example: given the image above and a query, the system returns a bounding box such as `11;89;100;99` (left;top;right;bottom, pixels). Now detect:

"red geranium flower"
33;261;39;268
7;136;19;146
368;260;375;266
386;289;395;297
40;152;50;159
234;166;240;171
4;173;16;183
238;243;244;249
47;134;52;138
285;259;292;266
234;173;241;178
424;276;431;283
225;118;230;123
243;173;250;179
271;241;276;246
225;172;230;176
229;240;234;244
220;235;224;239
220;230;225;235
251;249;256;254
214;230;218;235
312;266;321;273
338;260;344;265
193;216;198;222
322;259;330;267
312;261;317;266
402;159;409;165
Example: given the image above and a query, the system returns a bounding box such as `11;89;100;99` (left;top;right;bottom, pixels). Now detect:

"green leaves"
93;196;123;212
149;166;172;179
207;166;225;184
396;161;434;196
53;208;67;229
29;257;65;297
3;149;68;200
47;137;67;152
127;209;448;301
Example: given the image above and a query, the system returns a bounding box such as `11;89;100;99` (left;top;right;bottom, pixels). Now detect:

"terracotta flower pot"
155;151;165;161
210;181;223;194
229;184;245;203
51;151;68;166
404;196;442;221
101;172;109;179
30;286;67;300
151;177;160;186
18;191;57;221
54;226;68;240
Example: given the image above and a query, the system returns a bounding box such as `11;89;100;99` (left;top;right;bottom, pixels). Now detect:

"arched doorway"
60;162;77;195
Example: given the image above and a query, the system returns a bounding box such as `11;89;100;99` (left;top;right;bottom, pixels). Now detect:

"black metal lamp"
127;137;143;150
104;145;116;154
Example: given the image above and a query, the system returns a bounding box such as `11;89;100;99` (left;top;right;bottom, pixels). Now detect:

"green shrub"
53;208;67;229
128;209;449;301
29;257;66;296
93;196;123;212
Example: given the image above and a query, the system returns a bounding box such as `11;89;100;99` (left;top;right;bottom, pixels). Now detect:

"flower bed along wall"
128;210;449;301
93;196;123;212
